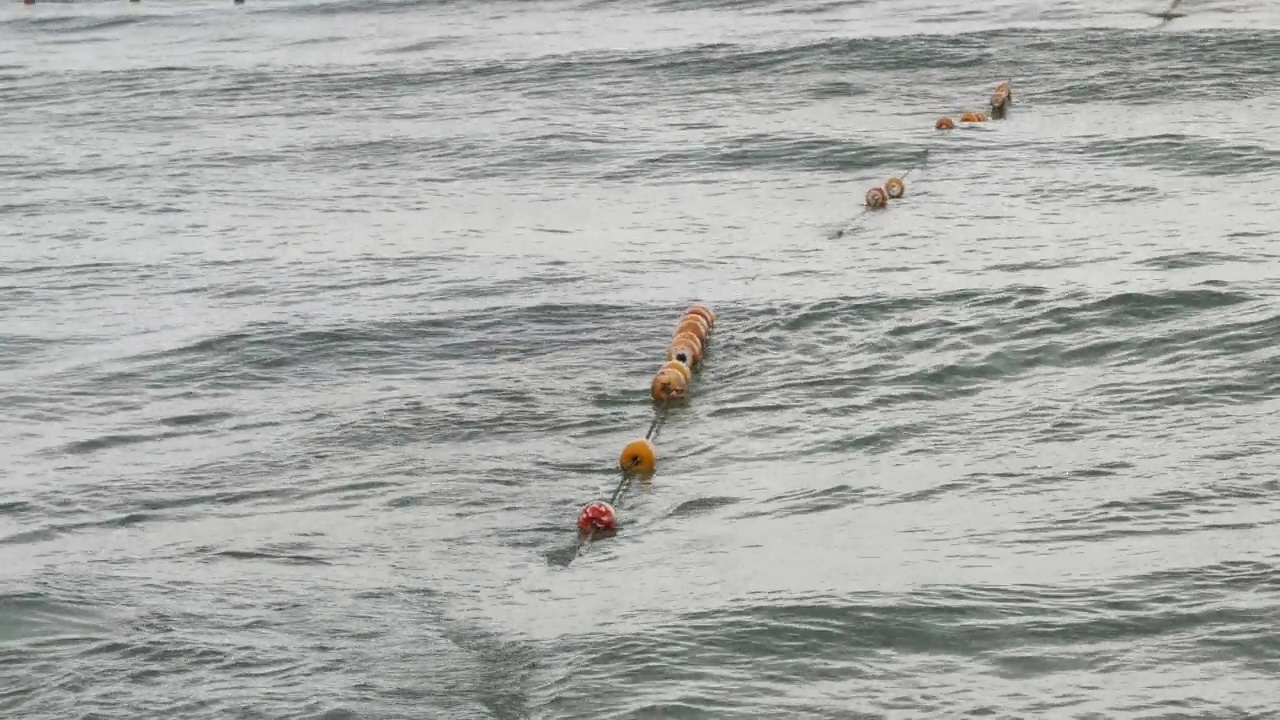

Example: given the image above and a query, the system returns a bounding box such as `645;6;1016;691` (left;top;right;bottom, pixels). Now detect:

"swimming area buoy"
675;317;709;343
650;367;688;404
619;438;657;473
668;341;698;367
865;186;888;209
672;331;703;361
661;359;691;383
685;304;716;328
577;501;617;532
885;176;905;199
936;117;954;130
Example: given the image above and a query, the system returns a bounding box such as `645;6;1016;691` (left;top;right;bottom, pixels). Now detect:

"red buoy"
865;186;888;209
577;501;617;532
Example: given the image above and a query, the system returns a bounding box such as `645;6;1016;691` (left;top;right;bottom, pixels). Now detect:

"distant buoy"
960;111;988;123
685;305;716;328
577;501;617;532
651;367;688;403
619;439;656;473
885;176;905;199
936;117;954;130
675;317;709;343
990;81;1011;118
661;360;692;383
865;186;888;209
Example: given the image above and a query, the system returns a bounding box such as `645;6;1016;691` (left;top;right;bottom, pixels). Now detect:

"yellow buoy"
619;438;656;473
660;360;692;383
885;176;905;199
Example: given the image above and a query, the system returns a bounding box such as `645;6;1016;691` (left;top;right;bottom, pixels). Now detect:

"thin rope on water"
573;396;673;559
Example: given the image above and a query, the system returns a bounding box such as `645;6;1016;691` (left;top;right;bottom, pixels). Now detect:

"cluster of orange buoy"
935;81;1012;130
575;304;717;541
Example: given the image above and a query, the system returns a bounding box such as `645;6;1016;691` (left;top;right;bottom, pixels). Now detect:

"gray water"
3;0;1280;717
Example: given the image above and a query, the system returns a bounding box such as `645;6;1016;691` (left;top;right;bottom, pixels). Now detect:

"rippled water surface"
3;0;1280;717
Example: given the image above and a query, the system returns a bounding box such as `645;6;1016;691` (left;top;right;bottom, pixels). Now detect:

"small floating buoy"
670;335;702;366
660;360;691;383
619;438;656;473
936;117;954;130
668;341;697;367
960;111;988;123
685;304;716;328
577;501;617;532
651;367;688;403
675;317;709;343
865;186;888;209
672;329;703;355
885;176;905;199
990;81;1011;118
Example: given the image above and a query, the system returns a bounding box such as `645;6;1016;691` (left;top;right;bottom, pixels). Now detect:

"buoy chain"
574;304;718;546
844;80;1013;232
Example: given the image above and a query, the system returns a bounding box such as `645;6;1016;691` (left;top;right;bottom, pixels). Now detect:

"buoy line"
833;152;929;238
834;80;1013;238
572;304;717;557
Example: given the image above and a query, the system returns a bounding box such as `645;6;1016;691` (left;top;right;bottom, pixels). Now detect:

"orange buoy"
936;117;954;130
865;186;888;209
661;360;692;383
667;341;698;367
675;317;709;343
651;367;688;403
960;111;988;123
885;176;905;199
619;438;656;473
685;304;715;328
672;331;703;361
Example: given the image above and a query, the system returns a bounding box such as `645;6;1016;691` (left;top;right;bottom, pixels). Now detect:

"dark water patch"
0;501;36;516
984;255;1113;272
13;14;152;34
745;483;870;519
626;134;922;177
1137;251;1254;269
0;592;105;643
57;429;202;457
667;496;741;518
214;549;332;566
1071;134;1280;177
157;411;234;428
379;37;459;55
